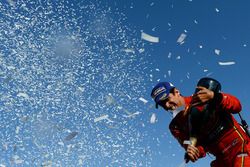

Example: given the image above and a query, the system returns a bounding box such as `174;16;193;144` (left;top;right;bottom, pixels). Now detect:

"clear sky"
1;0;250;167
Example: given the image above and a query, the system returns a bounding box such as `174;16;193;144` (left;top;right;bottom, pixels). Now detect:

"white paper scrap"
138;48;145;53
168;52;172;58
94;115;109;123
150;113;157;124
215;49;220;55
139;97;148;104
15;126;20;134
215;8;220;12
123;48;135;54
177;33;187;44
17;92;29;99
126;111;141;118
141;32;159;43
168;70;171;77
218;61;235;66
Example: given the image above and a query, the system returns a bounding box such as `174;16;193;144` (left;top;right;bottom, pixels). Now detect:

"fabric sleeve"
197;146;206;158
169;126;188;148
214;93;242;114
170;127;207;158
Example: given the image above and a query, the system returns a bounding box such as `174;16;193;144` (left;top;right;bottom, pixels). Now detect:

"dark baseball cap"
151;82;175;108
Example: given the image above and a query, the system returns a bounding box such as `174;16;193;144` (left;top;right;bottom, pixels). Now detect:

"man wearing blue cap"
151;79;250;167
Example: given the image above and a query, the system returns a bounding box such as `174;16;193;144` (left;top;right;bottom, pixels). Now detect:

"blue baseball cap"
151;82;175;108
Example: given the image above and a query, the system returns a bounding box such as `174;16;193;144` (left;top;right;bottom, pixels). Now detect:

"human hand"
185;144;200;162
191;86;214;107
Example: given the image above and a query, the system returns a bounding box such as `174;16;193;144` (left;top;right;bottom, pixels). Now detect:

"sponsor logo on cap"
152;87;166;99
159;93;168;101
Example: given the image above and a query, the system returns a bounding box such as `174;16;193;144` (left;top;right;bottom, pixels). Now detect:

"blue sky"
0;0;250;167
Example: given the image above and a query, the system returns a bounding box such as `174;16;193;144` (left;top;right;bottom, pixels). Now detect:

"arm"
169;121;206;162
215;93;242;113
192;86;242;113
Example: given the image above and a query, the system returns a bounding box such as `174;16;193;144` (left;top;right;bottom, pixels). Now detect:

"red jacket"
169;93;250;166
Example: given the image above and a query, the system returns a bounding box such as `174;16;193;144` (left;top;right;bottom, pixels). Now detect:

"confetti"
94;115;109;123
141;32;159;43
139;97;148;104
16;92;29;99
123;48;135;54
218;61;236;65
177;33;187;44
215;49;221;55
150;113;157;124
168;70;171;77
125;111;141;118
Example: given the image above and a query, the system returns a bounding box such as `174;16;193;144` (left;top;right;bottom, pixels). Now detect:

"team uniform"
169;93;250;167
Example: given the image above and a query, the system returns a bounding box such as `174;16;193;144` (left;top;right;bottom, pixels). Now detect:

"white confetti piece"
125;111;141;118
138;48;145;53
218;61;236;65
17;92;29;99
78;86;84;92
215;49;221;55
139;97;148;104
58;141;64;146
215;8;220;12
168;52;172;58
177;33;187;44
106;95;115;105
150;113;157;124
168;70;171;77
123;48;135;54
94;114;109;123
15;126;20;134
141;32;159;43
